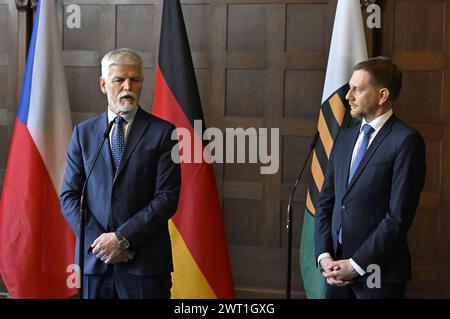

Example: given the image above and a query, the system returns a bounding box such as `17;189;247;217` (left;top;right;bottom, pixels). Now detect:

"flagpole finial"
15;0;37;11
360;0;376;7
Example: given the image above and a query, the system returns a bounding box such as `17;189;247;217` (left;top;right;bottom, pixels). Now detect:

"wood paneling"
284;70;325;119
227;5;267;52
0;67;8;109
2;0;450;298
63;5;101;51
183;4;210;52
396;71;443;122
286;3;330;53
394;2;444;52
378;0;450;298
226;69;265;117
116;5;155;51
0;125;7;169
0;5;9;54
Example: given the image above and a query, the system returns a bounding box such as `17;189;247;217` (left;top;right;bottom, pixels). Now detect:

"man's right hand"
320;256;351;287
319;256;335;273
91;232;135;264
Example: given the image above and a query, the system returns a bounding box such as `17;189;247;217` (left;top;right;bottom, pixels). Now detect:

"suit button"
112;197;119;204
110;226;116;232
335;228;339;235
341;205;346;211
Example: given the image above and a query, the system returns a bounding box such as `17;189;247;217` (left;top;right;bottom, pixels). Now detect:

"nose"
123;79;132;91
346;89;352;101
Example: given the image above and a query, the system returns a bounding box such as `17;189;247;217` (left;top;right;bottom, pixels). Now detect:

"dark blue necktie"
339;124;374;244
111;116;126;173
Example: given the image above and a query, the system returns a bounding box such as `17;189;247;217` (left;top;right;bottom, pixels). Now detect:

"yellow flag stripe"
306;189;315;215
311;150;324;192
169;220;217;298
318;110;333;158
328;93;347;126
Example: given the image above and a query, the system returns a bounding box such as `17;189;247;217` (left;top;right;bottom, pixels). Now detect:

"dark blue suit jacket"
60;107;181;276
315;114;426;283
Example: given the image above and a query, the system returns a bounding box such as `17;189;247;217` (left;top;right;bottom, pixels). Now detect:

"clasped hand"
320;257;358;286
91;232;135;264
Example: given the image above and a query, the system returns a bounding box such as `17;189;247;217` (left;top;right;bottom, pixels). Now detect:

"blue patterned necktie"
339;123;374;244
111;116;126;173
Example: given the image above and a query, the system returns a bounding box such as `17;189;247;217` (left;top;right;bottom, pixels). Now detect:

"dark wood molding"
15;0;29;11
360;0;376;8
15;0;37;11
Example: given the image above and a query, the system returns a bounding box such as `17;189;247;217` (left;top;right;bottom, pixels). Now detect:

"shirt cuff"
317;252;332;268
349;258;365;276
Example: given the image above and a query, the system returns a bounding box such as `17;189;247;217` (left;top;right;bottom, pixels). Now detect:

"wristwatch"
115;231;130;250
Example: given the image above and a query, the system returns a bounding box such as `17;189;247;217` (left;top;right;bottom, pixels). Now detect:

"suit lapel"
113;107;151;184
344;115;397;198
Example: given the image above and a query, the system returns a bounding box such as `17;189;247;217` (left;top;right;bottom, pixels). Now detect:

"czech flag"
0;0;75;298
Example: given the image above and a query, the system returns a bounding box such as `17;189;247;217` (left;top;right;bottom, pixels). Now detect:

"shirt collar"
360;109;393;133
107;106;138;124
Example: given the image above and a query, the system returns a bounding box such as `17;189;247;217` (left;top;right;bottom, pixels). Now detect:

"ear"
99;77;107;94
378;88;390;105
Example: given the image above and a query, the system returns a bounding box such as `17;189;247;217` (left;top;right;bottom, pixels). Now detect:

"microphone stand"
78;120;114;299
286;132;319;299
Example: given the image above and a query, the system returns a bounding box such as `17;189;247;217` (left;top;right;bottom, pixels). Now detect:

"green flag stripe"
300;208;325;298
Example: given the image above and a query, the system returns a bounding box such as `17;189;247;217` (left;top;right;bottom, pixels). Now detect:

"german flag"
299;0;368;299
152;0;234;298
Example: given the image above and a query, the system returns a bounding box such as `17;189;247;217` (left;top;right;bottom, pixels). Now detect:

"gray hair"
101;48;143;79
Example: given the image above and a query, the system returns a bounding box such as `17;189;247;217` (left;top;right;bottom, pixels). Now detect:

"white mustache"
118;92;137;99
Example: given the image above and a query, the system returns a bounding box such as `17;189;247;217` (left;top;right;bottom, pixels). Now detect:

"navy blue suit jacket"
315;114;426;283
60;107;181;276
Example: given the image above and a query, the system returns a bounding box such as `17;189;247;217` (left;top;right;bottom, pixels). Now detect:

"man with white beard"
60;48;181;299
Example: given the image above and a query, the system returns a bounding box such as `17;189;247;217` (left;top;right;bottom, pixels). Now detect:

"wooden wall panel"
65;67;105;113
284;70;325;119
116;5;155;51
228;5;266;52
183;4;210;52
63;5;101;51
397;71;443;122
286;3;330;53
0;66;7;97
394;2;444;52
225;69;265;117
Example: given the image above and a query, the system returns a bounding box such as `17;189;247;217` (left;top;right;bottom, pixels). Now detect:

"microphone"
286;132;319;299
78;119;114;299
